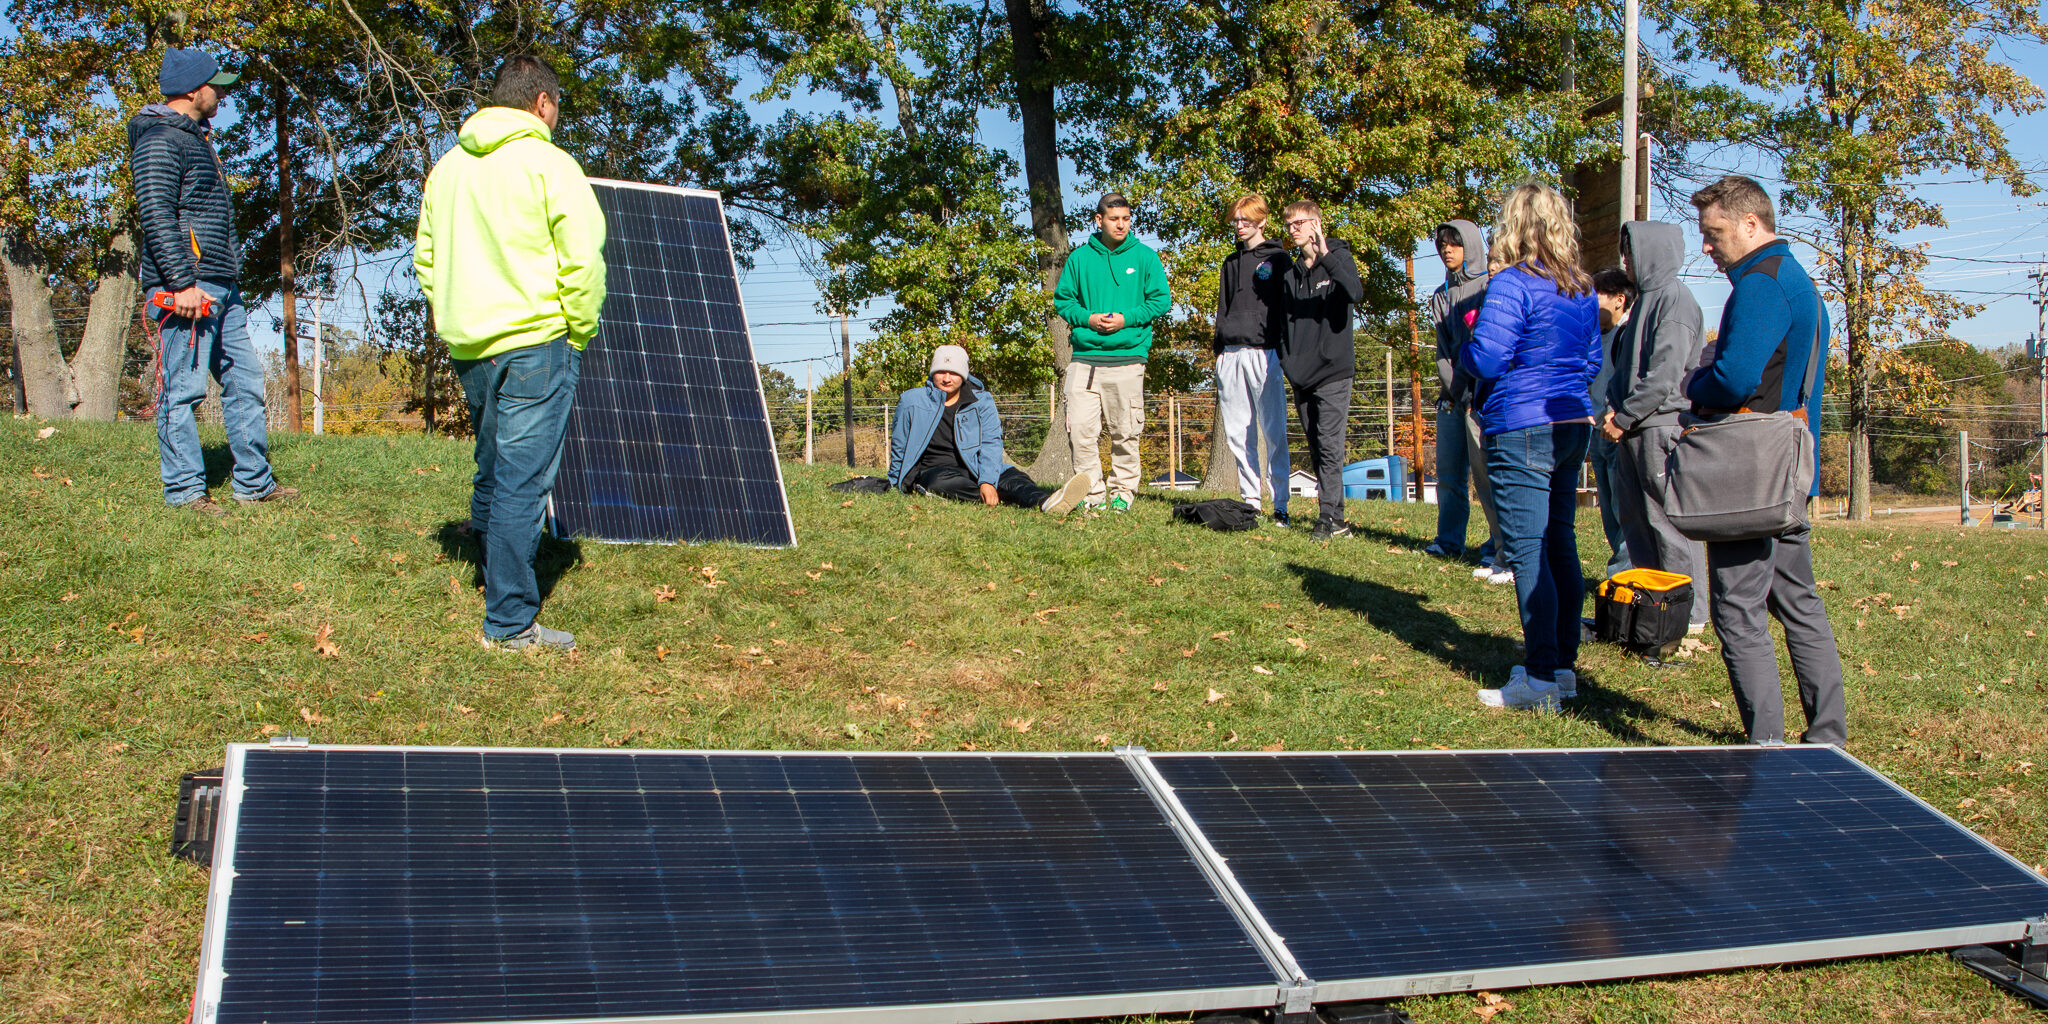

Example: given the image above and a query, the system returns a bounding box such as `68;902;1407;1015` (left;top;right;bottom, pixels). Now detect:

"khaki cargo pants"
1065;361;1145;504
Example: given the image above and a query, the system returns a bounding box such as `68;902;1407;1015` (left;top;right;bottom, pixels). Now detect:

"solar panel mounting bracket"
1116;745;1319;1014
266;734;309;748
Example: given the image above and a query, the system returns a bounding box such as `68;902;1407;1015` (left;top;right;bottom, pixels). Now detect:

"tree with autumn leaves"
3;0;2043;525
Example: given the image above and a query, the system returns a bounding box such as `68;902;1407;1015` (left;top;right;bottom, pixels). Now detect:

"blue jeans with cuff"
154;281;276;505
455;337;583;639
1484;422;1591;680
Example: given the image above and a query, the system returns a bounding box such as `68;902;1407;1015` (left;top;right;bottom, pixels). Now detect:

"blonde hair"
1489;180;1592;296
1282;199;1322;223
1227;194;1269;226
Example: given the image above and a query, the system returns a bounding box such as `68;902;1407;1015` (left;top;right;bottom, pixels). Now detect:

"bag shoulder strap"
1796;295;1823;407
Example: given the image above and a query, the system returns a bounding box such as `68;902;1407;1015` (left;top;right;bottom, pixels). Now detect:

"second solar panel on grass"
551;181;795;547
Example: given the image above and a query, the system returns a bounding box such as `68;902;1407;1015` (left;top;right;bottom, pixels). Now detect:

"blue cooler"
1342;456;1407;502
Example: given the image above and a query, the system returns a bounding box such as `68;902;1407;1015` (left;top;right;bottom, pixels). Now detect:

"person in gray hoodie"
1424;220;1502;569
1602;220;1710;628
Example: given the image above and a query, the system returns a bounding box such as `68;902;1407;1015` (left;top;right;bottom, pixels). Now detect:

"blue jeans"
1431;399;1497;562
455;338;583;638
154;281;275;504
1485;422;1591;680
1588;434;1633;577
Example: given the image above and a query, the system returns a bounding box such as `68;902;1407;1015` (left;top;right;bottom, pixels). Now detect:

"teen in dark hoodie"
129;48;293;516
1279;200;1367;542
1603;221;1711;629
1424;219;1503;567
1213;195;1295;522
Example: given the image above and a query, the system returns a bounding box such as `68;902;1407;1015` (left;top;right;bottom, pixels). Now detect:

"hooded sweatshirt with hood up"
414;106;608;362
1606;221;1706;433
128;104;240;293
1212;238;1292;352
1428;219;1489;402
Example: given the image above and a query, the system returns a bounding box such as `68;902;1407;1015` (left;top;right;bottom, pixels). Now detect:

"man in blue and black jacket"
1686;175;1845;746
129;47;294;515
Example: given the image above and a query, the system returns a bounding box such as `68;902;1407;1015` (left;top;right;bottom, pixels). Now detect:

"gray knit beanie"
929;345;970;379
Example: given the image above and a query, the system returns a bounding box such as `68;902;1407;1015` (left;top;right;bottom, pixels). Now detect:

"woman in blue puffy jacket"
1459;181;1602;711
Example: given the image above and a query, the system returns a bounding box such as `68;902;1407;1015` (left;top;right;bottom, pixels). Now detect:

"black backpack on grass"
1172;499;1259;532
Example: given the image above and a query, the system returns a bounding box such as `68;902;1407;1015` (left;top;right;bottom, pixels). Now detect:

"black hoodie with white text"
1213;238;1293;353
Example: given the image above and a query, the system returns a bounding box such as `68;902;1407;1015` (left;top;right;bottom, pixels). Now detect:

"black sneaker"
1272;509;1292;528
1310;517;1352;542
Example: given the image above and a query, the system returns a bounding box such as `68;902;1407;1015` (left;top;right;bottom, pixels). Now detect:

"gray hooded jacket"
1606;221;1705;432
1428;219;1489;402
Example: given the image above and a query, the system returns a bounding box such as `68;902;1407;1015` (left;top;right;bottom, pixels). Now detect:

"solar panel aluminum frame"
1145;744;2048;1005
187;743;1289;1024
549;179;796;549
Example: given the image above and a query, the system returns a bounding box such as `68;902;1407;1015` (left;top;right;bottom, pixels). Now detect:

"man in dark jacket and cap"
1212;194;1294;524
1424;219;1502;567
1602;221;1710;631
129;47;295;515
1279;200;1366;542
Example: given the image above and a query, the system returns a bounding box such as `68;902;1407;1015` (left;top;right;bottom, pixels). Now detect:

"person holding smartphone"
1278;201;1365;541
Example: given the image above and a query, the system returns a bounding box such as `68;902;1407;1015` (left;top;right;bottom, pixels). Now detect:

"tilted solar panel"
193;748;1278;1024
551;181;795;547
1144;745;2048;1002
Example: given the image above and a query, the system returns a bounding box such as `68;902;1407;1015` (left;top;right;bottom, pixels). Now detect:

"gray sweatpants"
1614;425;1709;625
1705;517;1847;745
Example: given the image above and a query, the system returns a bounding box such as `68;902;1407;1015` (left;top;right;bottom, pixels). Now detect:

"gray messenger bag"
1664;321;1822;543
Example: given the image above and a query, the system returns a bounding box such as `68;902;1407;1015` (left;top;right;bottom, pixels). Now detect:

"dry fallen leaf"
655;645;670;662
1094;734;1114;746
311;623;340;658
1222;730;1239;744
455;704;476;715
1252;665;1274;675
241;632;270;643
1210;630;1232;640
541;712;566;726
840;499;856;507
1709;698;1724;709
1204;688;1226;705
1151;681;1170;692
388;551;407;564
292;581;306;593
1285;637;1309;650
1473;990;1514;1020
298;706;329;725
654;584;677;602
35;426;55;439
1261;741;1285;752
1006;717;1035;734
59;592;78;602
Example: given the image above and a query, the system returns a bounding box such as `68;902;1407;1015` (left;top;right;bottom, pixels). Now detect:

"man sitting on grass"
887;345;1093;513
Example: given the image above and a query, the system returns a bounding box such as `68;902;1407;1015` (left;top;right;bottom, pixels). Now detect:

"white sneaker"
1487;567;1516;585
1554;668;1578;699
1472;563;1495;580
1687;622;1708;636
1040;472;1093;515
1478;666;1561;711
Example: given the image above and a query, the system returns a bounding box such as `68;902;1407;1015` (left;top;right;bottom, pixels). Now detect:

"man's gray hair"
489;55;562;112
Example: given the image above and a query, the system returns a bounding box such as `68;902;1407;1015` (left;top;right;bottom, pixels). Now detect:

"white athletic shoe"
1472;563;1496;580
1486;567;1516;585
1478;666;1561;711
1554;668;1578;699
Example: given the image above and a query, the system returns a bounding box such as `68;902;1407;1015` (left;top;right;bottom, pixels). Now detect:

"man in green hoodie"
415;55;607;651
1053;193;1171;512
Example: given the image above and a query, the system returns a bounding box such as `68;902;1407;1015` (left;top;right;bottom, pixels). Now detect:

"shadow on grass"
435;519;583;601
1286;562;1741;746
201;444;236;491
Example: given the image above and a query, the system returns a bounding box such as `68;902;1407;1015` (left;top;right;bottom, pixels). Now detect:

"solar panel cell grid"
1153;747;2048;986
213;750;1275;1024
553;182;794;547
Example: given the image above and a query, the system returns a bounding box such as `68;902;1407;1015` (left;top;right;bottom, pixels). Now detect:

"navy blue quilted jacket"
128;104;240;292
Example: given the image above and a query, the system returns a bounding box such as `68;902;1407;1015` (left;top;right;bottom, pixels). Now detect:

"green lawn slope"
3;416;2044;1023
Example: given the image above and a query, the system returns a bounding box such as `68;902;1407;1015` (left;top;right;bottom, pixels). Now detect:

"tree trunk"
70;218;140;420
3;231;74;418
1844;221;1872;521
1008;0;1076;481
277;79;304;432
1199;396;1232;493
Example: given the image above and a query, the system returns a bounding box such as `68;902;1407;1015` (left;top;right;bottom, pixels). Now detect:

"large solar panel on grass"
551;180;794;547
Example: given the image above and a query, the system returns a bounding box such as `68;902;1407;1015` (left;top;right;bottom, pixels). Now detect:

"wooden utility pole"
1384;349;1394;454
1960;429;1976;527
2034;266;2048;528
1405;254;1426;500
804;362;815;465
839;308;855;467
275;79;303;432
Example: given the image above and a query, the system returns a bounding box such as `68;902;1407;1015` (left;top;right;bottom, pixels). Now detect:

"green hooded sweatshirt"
414;107;607;361
1053;231;1171;366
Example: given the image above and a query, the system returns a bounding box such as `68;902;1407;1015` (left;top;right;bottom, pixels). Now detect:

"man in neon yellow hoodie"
415;56;607;651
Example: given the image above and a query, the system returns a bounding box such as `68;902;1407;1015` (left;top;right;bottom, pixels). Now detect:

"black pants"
1294;375;1352;523
912;465;1048;508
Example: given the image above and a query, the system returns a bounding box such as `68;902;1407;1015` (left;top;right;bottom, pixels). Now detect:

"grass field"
3;416;2045;1024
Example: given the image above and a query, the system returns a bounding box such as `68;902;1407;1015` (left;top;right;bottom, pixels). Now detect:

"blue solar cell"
1150;746;2048;988
553;181;794;547
210;750;1277;1024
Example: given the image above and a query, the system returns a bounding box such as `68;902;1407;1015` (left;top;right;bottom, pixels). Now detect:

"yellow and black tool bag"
1593;568;1695;653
